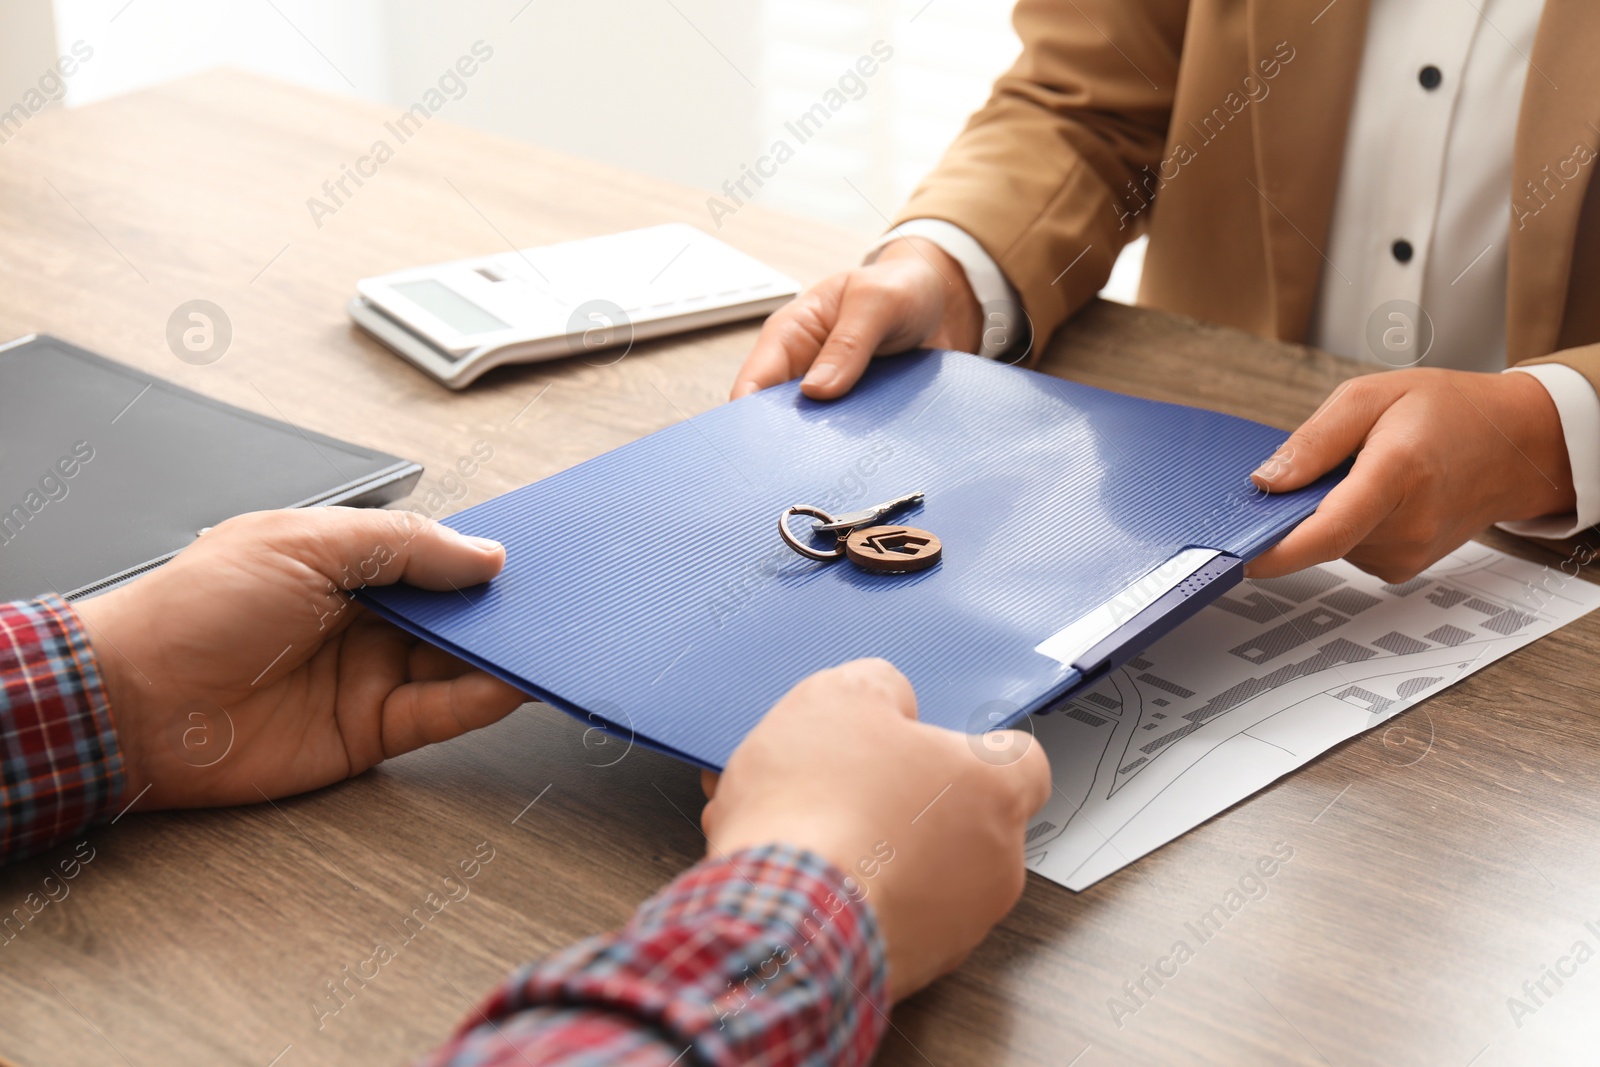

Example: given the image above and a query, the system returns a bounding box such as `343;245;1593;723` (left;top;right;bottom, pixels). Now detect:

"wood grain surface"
1;71;1597;1067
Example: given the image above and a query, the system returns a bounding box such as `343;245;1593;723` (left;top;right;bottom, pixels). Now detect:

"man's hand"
731;237;983;401
701;659;1051;1003
1249;368;1576;582
74;508;527;810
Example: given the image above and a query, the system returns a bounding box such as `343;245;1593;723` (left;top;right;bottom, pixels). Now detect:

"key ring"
778;505;846;561
777;491;941;574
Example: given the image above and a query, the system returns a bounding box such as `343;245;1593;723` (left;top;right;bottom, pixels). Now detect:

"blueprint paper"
1025;542;1600;891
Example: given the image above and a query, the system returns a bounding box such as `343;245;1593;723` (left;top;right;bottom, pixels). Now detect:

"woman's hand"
731;237;984;401
1249;368;1575;582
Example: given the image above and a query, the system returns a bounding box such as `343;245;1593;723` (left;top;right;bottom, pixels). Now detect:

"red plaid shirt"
0;596;124;861
0;595;889;1066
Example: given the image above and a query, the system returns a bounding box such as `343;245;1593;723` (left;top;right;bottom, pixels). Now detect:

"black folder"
0;335;422;601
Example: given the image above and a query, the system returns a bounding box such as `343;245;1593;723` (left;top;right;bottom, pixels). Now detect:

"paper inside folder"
1034;548;1226;668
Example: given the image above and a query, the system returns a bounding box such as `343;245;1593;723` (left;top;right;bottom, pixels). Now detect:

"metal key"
812;491;925;535
778;491;927;563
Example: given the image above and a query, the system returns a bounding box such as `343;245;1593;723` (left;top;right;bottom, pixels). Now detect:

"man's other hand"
702;659;1051;1003
74;508;527;810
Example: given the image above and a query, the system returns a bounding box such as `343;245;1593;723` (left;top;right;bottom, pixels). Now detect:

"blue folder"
360;350;1340;769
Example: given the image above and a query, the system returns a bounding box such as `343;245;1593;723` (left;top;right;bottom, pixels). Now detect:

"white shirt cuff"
864;218;1025;361
1498;364;1600;539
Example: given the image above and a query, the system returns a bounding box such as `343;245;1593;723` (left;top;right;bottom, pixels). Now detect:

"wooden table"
3;71;1598;1067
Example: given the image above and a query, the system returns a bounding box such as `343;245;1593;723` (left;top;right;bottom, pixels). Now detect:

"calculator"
348;223;801;389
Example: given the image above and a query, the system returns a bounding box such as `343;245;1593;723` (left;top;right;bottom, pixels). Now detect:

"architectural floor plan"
1026;542;1600;890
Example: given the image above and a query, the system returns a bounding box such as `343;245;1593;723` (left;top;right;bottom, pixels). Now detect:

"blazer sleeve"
1517;344;1600;395
891;0;1189;354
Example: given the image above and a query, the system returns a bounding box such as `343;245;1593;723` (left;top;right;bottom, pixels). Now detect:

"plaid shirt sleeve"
0;596;125;864
421;843;890;1067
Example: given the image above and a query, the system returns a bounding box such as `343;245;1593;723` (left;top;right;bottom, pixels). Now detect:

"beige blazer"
893;0;1600;387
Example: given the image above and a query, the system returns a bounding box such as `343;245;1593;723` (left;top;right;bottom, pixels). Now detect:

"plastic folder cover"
360;350;1337;769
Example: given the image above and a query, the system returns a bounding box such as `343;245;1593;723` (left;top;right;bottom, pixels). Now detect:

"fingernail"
802;363;838;390
448;528;502;552
1250;451;1285;486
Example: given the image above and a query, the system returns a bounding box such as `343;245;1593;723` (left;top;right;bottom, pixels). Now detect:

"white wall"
0;0;67;119
47;0;1013;233
40;0;1143;299
54;0;391;104
374;0;765;196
